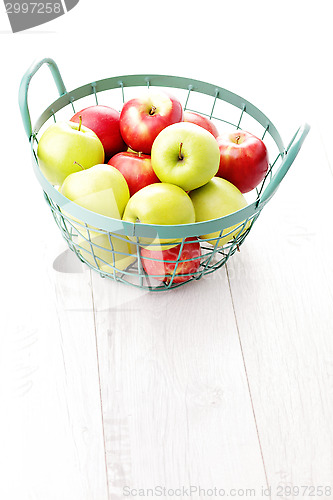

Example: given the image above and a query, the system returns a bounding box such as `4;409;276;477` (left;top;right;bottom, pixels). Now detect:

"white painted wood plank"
226;127;333;495
0;196;109;500
48;252;110;500
90;270;268;498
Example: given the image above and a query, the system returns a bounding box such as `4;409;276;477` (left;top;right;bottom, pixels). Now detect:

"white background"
0;1;332;499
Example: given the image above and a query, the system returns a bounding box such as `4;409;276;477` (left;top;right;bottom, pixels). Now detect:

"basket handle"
19;58;67;140
258;123;310;206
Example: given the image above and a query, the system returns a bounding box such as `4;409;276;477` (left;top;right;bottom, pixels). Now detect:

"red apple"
141;237;201;285
71;105;127;161
108;151;160;197
184;111;219;138
119;90;184;154
216;130;269;193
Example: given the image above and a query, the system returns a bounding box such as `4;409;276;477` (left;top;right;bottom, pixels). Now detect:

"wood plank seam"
89;269;111;499
226;263;270;494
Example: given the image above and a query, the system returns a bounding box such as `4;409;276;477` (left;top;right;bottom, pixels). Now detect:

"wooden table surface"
3;110;333;500
1;2;333;499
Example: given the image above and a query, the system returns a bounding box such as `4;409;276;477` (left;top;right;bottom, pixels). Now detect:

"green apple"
37;120;105;185
60;164;132;271
151;122;220;191
60;163;129;219
189;177;250;247
77;231;137;273
122;182;195;250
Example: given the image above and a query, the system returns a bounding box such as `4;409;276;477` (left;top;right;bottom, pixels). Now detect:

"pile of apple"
37;89;269;284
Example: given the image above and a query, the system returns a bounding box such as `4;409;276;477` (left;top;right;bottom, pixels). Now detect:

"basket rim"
32;73;285;152
30;73;284;238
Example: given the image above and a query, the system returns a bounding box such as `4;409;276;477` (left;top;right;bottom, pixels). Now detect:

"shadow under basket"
19;58;310;291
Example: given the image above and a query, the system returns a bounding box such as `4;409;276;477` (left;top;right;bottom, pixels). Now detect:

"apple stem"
78;115;82;132
73;161;84;170
138;152;142;158
178;142;184;160
235;135;241;144
149;106;156;116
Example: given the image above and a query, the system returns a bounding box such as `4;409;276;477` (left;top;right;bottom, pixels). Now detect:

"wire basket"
19;58;310;291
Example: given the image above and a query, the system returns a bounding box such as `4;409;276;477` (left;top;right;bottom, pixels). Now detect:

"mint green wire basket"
19;58;310;291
